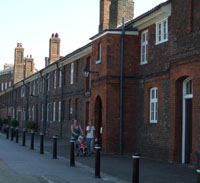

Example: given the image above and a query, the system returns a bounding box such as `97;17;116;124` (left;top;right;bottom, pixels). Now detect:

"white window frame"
150;87;158;123
96;43;102;64
48;77;50;91
59;70;62;88
21;87;25;97
5;82;7;89
141;30;148;65
70;63;74;85
156;18;168;44
47;103;50;121
1;82;4;91
54;71;57;89
53;102;56;122
58;101;61;122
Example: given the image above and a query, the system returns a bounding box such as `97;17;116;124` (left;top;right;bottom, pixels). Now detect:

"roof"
123;0;171;30
90;0;171;40
0;66;13;76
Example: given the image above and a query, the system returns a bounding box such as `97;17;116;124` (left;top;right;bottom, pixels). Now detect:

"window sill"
155;39;168;45
149;121;158;124
96;60;101;64
140;61;147;65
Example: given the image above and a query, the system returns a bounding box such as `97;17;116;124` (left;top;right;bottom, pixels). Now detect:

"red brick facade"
0;0;200;165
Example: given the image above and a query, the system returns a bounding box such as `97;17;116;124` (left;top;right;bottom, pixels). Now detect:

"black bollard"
197;169;200;183
15;128;19;143
53;136;57;159
132;154;141;183
40;132;44;154
95;144;101;178
30;130;35;150
11;127;14;141
70;138;75;167
6;126;9;139
22;128;26;146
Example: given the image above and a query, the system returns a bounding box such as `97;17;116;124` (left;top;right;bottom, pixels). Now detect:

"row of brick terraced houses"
0;0;200;165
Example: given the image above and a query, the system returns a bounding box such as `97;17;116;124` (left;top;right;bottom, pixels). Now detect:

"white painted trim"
91;31;139;41
132;155;141;159
182;77;193;164
133;3;171;31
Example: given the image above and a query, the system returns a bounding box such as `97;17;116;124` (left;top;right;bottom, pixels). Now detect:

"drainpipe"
23;81;29;128
120;17;125;155
13;88;17;121
4;91;8;118
40;71;48;135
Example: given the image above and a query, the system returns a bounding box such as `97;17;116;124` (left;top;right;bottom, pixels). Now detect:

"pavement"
0;130;197;183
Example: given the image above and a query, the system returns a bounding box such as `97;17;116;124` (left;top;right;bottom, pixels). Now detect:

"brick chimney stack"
99;0;134;32
45;33;61;66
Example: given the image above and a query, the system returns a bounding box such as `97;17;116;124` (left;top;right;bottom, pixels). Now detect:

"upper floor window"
150;87;158;123
70;63;74;85
141;30;148;64
9;81;11;87
48;76;50;91
59;70;62;88
156;18;168;44
96;43;102;64
21;87;25;97
54;71;57;89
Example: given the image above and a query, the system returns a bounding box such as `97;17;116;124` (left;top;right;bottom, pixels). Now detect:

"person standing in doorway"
86;120;95;155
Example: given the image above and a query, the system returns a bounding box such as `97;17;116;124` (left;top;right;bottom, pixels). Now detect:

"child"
78;136;87;156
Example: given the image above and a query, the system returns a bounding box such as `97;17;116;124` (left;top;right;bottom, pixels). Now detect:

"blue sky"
0;0;167;70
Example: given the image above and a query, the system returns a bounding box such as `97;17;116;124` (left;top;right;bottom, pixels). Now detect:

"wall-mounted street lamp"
82;67;99;78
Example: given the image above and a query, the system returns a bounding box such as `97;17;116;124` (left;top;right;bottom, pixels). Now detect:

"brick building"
0;0;200;165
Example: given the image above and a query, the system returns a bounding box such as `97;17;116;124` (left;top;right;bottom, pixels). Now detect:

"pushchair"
76;136;89;157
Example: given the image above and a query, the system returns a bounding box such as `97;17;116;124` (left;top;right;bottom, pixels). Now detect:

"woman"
71;119;83;140
86;120;95;154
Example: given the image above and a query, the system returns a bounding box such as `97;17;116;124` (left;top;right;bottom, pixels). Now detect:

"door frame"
182;77;193;164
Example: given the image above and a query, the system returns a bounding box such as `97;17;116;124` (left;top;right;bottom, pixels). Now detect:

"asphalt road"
0;135;116;183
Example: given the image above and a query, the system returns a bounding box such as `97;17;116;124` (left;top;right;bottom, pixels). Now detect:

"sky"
0;0;167;70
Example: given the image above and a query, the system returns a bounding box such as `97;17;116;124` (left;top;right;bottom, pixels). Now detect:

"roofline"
124;0;171;29
9;41;92;89
90;30;139;41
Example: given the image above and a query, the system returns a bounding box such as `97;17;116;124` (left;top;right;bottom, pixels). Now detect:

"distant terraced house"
0;0;199;165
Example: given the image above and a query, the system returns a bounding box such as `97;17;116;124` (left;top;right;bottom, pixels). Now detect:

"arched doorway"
94;96;102;146
182;77;193;164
